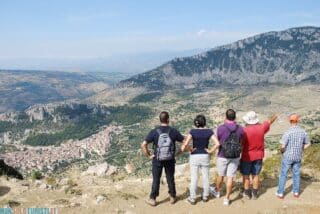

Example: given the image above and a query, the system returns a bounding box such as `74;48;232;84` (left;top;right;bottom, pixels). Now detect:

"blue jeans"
277;156;301;194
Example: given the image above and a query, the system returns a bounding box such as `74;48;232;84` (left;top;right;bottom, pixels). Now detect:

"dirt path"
1;174;320;214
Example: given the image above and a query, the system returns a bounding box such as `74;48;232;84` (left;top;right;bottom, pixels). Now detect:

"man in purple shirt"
210;109;244;206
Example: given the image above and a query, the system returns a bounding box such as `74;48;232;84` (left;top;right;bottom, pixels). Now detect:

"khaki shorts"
216;157;240;177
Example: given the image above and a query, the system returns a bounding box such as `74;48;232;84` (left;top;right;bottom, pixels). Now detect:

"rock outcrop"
82;163;117;177
0;159;23;180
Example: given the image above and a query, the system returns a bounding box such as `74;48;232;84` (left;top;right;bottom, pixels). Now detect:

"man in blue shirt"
276;114;311;199
141;111;184;206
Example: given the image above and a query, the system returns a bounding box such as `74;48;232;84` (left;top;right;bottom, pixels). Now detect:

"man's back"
146;126;184;144
281;125;309;161
145;126;184;157
242;121;270;161
217;122;244;158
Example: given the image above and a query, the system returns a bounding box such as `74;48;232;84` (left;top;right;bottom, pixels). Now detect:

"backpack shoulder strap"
223;124;232;132
223;124;239;134
156;128;162;135
234;125;239;132
157;126;172;134
154;127;161;149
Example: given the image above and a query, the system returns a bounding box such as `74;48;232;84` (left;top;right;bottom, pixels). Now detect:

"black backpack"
221;125;241;158
154;128;175;161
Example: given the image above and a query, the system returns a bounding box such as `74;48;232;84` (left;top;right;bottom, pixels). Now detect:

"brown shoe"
145;198;156;206
170;196;177;204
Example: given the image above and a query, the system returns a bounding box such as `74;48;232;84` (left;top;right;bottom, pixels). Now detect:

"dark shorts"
240;159;263;175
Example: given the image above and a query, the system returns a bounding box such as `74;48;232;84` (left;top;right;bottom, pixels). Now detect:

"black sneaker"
252;189;258;200
170;196;177;204
242;189;252;200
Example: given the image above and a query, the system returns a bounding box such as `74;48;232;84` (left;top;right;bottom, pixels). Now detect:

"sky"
0;0;319;66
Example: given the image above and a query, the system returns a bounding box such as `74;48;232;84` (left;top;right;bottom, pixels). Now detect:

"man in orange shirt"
240;111;277;199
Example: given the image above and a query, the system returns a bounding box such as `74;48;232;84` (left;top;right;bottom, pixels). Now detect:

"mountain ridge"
120;26;320;90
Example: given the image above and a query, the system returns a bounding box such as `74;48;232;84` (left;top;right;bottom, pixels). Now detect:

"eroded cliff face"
0;102;110;145
121;27;320;90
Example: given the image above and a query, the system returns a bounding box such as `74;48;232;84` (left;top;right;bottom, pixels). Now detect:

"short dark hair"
159;111;169;123
226;109;236;121
194;114;206;128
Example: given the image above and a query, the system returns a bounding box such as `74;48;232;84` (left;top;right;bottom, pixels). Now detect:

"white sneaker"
275;192;284;199
209;186;220;198
223;198;230;206
187;197;196;205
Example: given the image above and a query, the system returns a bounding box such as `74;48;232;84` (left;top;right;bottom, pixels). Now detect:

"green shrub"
54;104;93;118
0;120;39;134
108;105;153;125
31;170;43;180
68;188;82;195
24;117;111;146
265;138;279;151
66;179;77;187
130;92;162;103
0;121;13;133
23;105;152;146
0;199;21;207
303;144;320;170
260;153;281;179
311;133;320;144
116;191;138;200
45;176;57;186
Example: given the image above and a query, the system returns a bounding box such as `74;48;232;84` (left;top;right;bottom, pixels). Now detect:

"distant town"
0;126;122;173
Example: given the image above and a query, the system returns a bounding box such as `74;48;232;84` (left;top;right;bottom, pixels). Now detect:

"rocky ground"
0;159;319;214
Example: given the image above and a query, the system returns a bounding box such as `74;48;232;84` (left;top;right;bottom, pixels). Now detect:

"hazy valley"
0;70;109;113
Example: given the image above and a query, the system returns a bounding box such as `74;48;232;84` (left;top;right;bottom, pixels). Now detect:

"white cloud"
197;29;207;37
194;29;256;41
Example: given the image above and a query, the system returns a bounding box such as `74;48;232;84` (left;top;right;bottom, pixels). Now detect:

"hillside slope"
120;26;320;90
0;70;108;113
